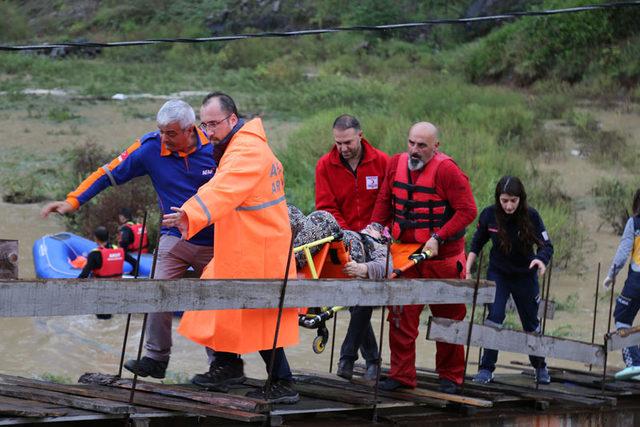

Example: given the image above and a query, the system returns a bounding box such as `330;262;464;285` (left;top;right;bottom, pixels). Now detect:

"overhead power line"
1;1;639;52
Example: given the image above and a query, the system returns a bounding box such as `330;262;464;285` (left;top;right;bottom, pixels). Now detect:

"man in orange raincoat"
163;92;299;404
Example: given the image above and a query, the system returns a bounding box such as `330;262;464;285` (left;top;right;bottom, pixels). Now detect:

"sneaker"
472;369;494;384
363;364;380;382
123;357;167;379
191;358;245;391
614;365;640;380
378;378;410;391
535;366;551;385
438;378;459;394
246;380;300;404
336;360;354;380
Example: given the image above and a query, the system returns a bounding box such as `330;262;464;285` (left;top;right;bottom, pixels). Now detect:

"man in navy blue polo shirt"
41;99;216;379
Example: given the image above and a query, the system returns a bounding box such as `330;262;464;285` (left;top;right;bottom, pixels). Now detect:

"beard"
407;155;425;171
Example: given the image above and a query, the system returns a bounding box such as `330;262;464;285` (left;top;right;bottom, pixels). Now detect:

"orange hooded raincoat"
177;118;298;354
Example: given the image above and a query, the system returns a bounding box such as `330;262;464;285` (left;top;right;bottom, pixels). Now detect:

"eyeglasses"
199;114;232;132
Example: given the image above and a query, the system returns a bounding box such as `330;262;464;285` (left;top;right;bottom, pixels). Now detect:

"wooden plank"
0;240;18;280
244;378;382;406
0;376;264;423
390;386;492;408
0;278;495;317
0;383;133;414
464;377;608;407
607;328;640;351
491;374;615;407
494;374;617;405
292;371;445;409
427;317;606;366
507;361;634;392
78;373;267;413
0;395;68;417
402;365;525;404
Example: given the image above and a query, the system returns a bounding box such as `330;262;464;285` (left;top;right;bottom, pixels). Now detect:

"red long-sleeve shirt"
371;152;477;258
315;139;389;231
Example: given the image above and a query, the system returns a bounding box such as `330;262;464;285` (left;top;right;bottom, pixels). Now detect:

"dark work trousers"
216;348;293;381
613;268;640;367
479;269;546;372
339;306;379;366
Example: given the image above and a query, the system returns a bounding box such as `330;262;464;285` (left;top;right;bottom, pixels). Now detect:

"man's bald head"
409;122;439;143
406;122;440;170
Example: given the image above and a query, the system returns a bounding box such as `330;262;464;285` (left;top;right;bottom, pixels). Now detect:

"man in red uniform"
315;114;389;381
371;122;477;394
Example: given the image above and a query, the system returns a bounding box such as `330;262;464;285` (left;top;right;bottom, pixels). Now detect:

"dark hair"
119;207;132;220
494;176;540;253
202;91;239;117
633;189;640;217
94;226;109;243
333;114;361;132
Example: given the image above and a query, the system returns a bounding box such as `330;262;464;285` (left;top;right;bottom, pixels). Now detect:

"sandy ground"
0;97;638;381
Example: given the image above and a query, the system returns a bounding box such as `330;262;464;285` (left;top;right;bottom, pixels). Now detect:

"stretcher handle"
391;249;433;278
293;231;343;254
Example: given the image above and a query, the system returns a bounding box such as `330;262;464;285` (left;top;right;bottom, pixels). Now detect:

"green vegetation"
592;178;636;235
38;372;73;384
55;142;161;247
461;0;640;94
554;293;579;313
0;0;638;267
567;110;634;170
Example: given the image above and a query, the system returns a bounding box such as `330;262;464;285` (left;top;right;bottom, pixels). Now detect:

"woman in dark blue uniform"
466;176;554;384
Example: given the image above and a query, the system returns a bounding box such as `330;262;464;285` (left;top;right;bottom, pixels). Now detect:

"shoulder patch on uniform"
139;131;160;145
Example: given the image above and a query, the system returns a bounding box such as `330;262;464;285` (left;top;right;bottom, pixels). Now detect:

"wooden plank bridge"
1;277;640;425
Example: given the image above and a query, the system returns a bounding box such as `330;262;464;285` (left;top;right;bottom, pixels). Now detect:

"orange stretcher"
295;234;431;353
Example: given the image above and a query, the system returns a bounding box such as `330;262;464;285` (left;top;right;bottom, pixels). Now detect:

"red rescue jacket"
120;222;149;253
92;246;125;278
315;139;389;231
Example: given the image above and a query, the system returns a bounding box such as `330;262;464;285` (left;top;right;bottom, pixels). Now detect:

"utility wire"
1;1;639;51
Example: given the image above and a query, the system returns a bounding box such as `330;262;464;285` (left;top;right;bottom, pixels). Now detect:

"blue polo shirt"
66;127;215;246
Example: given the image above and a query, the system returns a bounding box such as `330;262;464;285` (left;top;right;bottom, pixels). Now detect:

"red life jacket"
120;222;149;253
92;246;125;278
391;152;464;243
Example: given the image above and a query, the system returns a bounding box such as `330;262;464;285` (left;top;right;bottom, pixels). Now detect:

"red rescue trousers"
387;251;467;387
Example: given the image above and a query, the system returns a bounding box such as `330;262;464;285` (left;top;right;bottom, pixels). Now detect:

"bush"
57;142;160;249
567;110;632;169
0;3;29;43
461;0;640;87
592;178;635;235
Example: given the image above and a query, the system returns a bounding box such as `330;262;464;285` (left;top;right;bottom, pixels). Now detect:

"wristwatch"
431;233;444;245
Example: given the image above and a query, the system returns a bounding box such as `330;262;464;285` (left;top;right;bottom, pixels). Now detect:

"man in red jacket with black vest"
371;122;477;394
315;114;389;381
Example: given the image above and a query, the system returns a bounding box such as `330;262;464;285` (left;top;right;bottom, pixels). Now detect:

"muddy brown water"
1;99;638;382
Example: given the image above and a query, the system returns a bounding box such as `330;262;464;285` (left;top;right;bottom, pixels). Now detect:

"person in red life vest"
41;99;216;379
117;207;149;275
315;115;389;382
79;226;124;320
370;122;477;394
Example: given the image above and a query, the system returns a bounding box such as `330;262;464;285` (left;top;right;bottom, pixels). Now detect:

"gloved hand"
343;261;368;278
602;276;614;291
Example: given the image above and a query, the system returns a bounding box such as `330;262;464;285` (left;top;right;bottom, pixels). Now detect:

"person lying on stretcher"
288;206;392;382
